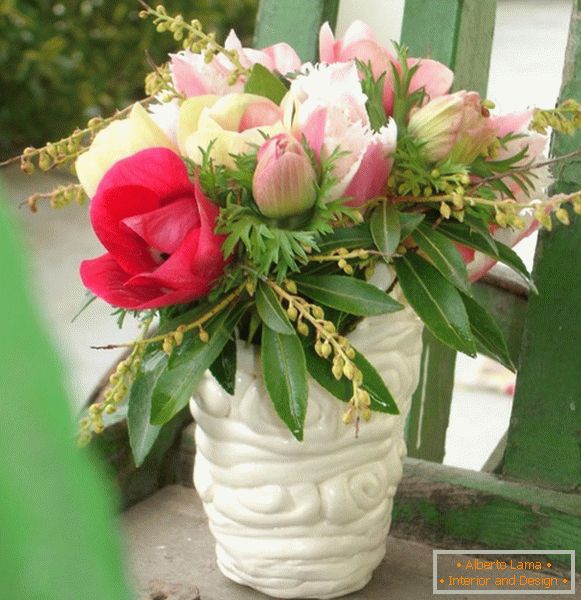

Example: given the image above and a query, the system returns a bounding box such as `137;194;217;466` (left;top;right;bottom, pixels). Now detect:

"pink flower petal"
300;107;327;159
238;101;282;131
409;58;454;100
489;110;533;137
170;55;209;97
122;198;200;255
261;43;302;73
341;20;378;49
344;141;389;207
319;22;336;63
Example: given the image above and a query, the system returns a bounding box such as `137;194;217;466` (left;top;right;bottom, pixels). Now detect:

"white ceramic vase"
190;283;424;599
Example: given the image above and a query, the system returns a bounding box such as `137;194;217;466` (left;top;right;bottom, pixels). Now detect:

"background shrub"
0;0;258;159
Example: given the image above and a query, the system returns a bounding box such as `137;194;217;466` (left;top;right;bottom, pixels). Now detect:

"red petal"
96;148;194;202
90;185;160;274
81;253;208;310
80;254;161;309
122;198;200;255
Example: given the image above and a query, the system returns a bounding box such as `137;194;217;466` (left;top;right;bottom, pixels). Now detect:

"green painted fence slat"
393;459;581;572
503;1;581;491
253;0;339;62
401;0;497;96
402;0;497;461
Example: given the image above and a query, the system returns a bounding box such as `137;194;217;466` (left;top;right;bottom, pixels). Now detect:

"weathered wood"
393;459;581;573
502;0;581;492
401;0;496;96
402;0;497;462
253;0;339;62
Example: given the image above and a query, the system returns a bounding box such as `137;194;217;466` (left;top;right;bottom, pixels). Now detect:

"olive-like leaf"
209;336;237;395
256;281;294;335
262;325;308;440
294;274;403;316
370;202;401;258
413;223;472;295
394;253;476;356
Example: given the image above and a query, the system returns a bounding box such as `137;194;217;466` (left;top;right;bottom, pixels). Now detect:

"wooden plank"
502;0;581;491
253;0;339;62
401;0;496;96
401;0;497;462
393;459;581;573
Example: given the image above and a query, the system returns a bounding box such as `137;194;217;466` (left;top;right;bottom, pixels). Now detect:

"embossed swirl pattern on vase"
190;295;423;599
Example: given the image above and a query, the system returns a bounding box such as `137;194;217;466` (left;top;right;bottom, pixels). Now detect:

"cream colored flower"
76;103;176;197
179;93;285;169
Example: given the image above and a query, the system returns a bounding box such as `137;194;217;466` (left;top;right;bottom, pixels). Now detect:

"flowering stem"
469;148;581;192
138;1;250;78
1;97;156;173
266;278;371;430
90;283;247;351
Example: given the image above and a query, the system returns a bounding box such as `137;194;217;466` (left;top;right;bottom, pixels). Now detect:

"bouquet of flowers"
12;4;581;464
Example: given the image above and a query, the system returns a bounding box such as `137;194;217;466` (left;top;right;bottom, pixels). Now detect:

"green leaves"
400;212;425;240
413;223;471;295
370;202;401;258
395;253;476;356
244;63;288;104
150;302;246;426
127;350;167;467
294;275;403;316
209;337;237;395
438;221;535;290
317;224;374;253
305;345;398;414
261;325;308;440
460;294;516;371
256;281;294;334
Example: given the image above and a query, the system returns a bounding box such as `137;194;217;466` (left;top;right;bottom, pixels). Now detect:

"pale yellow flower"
76;103;176;197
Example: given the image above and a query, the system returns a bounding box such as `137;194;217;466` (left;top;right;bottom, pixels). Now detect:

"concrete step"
122;485;579;600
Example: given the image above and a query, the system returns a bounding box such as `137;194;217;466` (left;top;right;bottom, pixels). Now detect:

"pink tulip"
171;30;301;99
318;21;453;117
252;134;317;220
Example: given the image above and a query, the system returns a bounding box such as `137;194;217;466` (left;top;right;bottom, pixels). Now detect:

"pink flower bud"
252;134;317;220
408;91;496;164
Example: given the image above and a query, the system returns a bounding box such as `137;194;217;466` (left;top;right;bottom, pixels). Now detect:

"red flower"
80;148;226;309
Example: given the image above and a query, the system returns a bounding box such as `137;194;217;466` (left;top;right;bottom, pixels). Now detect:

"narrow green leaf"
370;202;401;258
256;281;294;334
317;224;374;253
394;253;477;356
261;325;308;440
244;63;288;104
305;344;398;414
209;336;237;395
461;294;516;372
413;223;471;295
150;302;246;425
438;221;535;290
294;274;403;316
399;212;425;240
127;350;167;466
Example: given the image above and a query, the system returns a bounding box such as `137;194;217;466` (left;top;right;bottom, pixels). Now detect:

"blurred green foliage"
0;0;258;159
